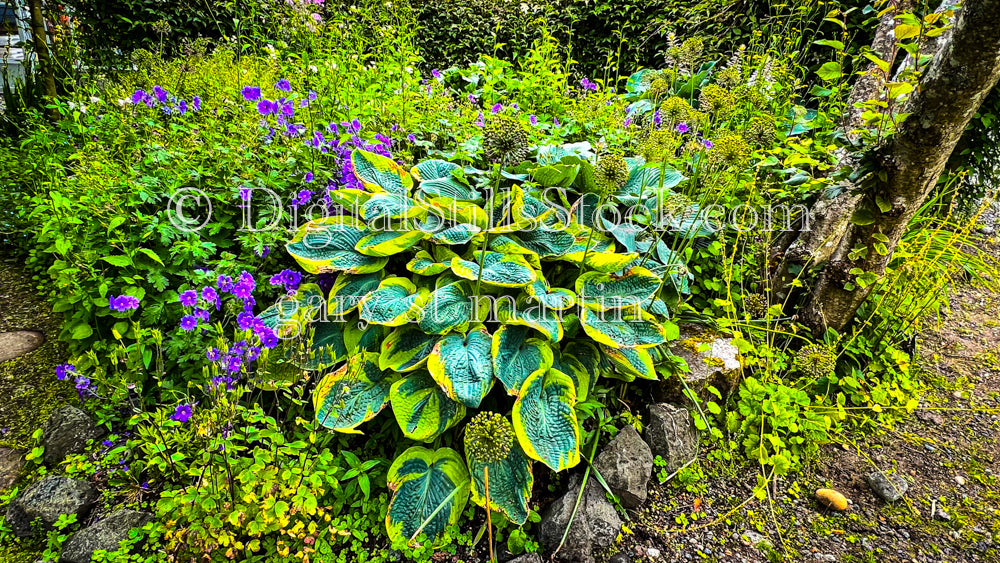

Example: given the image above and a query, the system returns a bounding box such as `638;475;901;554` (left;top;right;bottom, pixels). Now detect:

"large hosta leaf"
406;250;451;276
328;273;382;316
576;267;661;311
352;149;413;195
358;277;429;326
552;352;591;403
559;227;638;273
430;223;481;245
258;284;325;338
513;368;581;471
525;281;576;311
390;372;466;442
360;193;426;224
579;307;668;349
356;229;426;257
603;345;656;380
497;298;564;343
294;320;348;371
412;159;462;182
450;251;537;288
514;227;575;258
386;447;470;546
467;437;533;525
380;325;440;372
419;282;474;335
344;317;388;353
314;352;398;433
492;325;554;395
287;217;388;274
427;327;494;408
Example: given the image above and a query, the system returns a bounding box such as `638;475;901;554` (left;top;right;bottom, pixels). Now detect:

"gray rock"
61;509;153;563
645;404;699;473
609;553;631;563
42;406;103;466
6;475;99;537
657;329;741;405
593;425;653;509
507;555;543;563
0;330;45;362
0;447;24;489
865;471;909;502
539;477;622;563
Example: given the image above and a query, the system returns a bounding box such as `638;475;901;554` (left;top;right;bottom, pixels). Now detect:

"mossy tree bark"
27;0;56;101
773;0;1000;335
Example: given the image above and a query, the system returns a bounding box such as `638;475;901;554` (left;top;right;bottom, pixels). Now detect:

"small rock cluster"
538;330;740;562
4;406;151;563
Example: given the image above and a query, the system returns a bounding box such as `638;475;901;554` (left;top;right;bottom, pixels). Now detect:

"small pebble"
924;444;937;452
955;476;966;486
936;509;951;522
647;547;661;558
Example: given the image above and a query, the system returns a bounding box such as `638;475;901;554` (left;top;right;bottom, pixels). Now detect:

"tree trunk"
27;0;56;101
775;0;1000;334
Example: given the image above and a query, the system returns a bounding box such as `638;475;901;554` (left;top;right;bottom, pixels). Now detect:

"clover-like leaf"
287;217;388;274
428;327;494;408
450;251;537;288
386;447;470;546
513;367;581;471
576;266;661;311
314;352;398;433
390;372;466;442
467;437;533;525
380;325;441;372
358;277;430;327
492;324;554;395
579;307;667;349
352;148;413;195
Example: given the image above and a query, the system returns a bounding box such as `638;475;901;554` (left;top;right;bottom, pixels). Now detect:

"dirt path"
615;280;1000;563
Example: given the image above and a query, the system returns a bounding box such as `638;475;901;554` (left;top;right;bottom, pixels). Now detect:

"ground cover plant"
1;0;999;562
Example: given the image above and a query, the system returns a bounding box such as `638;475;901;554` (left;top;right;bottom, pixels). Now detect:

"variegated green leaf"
430;223;481;245
406;250;451;276
344;318;387;353
386;447;470;546
352;149;413;195
390;372;466;442
287;217;388;274
552;352;591;402
294;320;348;371
450;251;537;288
358;277;430;327
411;159;462;182
356;229;425;257
313;352;398;433
513;368;581;471
525;281;576;311
579;308;667;349
328;273;382;316
576;266;661;311
497;298;565;343
380;325;441;372
603;345;656;380
328;188;372;209
492;325;554;395
467;437;533;525
360;193;427;223
513;227;575;258
418;283;474;335
558;226;638;273
428;327;494;408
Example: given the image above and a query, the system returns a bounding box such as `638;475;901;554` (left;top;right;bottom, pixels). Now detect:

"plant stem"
485;465;495;563
578;194;605;274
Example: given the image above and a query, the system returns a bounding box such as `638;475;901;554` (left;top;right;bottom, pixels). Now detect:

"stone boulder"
0;330;45;362
0;447;24;489
645;404;699;473
6;475;99;537
865;471;908;502
593;425;653;509
539;477;623;563
657;329;741;405
61;509;153;563
42;406;103;466
506;554;543;563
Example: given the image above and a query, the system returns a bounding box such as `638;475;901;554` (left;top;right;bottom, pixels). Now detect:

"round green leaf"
428;327;494;408
390;372;466;442
513;367;581;471
579;307;667;349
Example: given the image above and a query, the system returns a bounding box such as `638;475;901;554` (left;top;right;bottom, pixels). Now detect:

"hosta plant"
260;137;708;545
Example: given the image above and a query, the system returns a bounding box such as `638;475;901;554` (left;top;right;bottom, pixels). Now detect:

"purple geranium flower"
55;363;75;381
257;99;275;116
703;139;714;149
179;290;198;307
677;123;689;134
491;103;503;114
180;315;198;331
431;69;442;80
131;89;146;104
275;79;292;92
529;115;538;126
171;404;194;423
192;96;201;111
653;110;662;128
201;286;220;309
110;295;140;312
206;347;221;361
242;86;262;102
304;171;314;183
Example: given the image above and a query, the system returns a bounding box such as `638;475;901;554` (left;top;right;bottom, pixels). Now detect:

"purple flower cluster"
269;269;302;294
55;363;76;380
55;362;94;398
580;78;599;92
129;86;200;115
109;294;140;313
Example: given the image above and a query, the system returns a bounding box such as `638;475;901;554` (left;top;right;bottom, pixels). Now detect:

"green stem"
578;194;606;274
